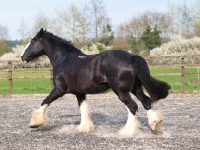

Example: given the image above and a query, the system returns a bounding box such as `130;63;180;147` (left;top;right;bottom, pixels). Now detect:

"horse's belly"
81;82;110;94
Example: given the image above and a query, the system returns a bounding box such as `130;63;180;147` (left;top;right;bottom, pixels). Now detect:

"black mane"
45;31;73;46
41;30;81;53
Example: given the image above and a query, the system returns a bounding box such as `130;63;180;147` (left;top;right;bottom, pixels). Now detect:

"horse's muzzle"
21;56;24;61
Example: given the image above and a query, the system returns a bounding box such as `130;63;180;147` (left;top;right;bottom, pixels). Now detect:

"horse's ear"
38;28;44;37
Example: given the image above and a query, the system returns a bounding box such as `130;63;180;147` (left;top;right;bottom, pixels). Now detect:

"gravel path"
0;93;200;150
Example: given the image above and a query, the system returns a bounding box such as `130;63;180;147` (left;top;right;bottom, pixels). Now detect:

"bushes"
0;44;51;69
81;43;106;54
150;35;200;56
150;35;200;64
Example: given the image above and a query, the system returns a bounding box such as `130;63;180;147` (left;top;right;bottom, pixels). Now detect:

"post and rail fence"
1;56;200;94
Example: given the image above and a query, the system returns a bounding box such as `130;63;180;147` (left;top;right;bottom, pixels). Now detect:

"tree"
0;24;9;41
193;21;200;36
17;19;30;44
168;0;195;37
140;25;162;50
78;5;91;45
130;36;138;54
99;24;114;46
32;10;50;36
87;0;110;43
179;0;193;37
0;24;11;56
58;4;81;43
67;4;81;43
0;40;6;56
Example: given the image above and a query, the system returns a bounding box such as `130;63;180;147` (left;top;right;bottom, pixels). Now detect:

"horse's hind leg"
132;80;163;135
76;94;94;133
117;92;140;137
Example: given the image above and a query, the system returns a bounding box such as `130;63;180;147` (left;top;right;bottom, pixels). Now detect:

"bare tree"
32;10;50;36
0;24;10;56
87;0;110;42
191;0;200;36
17;19;30;43
0;24;9;41
58;4;81;43
168;0;194;37
50;9;64;37
78;5;91;45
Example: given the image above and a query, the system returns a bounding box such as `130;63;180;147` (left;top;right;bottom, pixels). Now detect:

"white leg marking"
147;110;164;135
21;42;30;56
76;101;94;133
118;107;140;137
29;104;48;128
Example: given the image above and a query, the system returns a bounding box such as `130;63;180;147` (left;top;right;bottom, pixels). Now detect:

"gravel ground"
0;93;200;150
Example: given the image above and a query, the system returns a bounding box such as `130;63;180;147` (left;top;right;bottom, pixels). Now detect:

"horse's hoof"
147;110;163;135
153;120;163;135
76;124;94;133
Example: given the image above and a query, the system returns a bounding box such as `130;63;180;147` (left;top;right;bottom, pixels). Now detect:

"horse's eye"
31;40;34;43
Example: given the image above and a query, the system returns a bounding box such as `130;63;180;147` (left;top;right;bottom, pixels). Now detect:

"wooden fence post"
50;64;54;90
8;61;13;94
181;57;185;92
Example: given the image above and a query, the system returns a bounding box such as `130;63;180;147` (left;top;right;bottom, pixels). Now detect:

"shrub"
150;35;200;64
81;43;106;54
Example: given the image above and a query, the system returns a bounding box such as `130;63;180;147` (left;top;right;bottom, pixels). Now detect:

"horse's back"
99;50;134;71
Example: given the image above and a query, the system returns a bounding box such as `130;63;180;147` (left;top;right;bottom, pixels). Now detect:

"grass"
150;68;200;91
0;71;51;94
0;68;200;94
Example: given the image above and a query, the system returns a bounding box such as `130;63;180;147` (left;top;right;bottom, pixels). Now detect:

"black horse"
21;28;170;137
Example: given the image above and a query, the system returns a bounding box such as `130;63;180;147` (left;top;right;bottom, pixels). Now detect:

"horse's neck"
47;45;82;67
44;37;84;66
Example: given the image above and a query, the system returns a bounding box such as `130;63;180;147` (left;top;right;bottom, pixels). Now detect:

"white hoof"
76;123;94;133
147;110;163;135
118;118;140;137
29;105;48;128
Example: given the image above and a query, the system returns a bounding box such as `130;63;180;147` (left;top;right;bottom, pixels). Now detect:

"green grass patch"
150;68;200;91
0;70;51;94
0;68;200;94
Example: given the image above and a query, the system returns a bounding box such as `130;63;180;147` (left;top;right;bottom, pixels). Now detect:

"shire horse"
21;28;170;137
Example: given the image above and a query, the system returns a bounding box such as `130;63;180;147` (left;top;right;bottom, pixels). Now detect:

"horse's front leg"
29;87;65;128
76;94;94;133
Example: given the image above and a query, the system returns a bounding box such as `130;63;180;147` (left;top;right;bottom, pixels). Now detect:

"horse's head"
21;28;46;62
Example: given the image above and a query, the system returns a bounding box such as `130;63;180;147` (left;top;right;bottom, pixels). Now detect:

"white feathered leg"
147;109;163;135
76;101;94;133
118;107;140;137
29;104;48;128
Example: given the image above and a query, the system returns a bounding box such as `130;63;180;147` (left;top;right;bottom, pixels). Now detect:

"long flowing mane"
43;30;81;53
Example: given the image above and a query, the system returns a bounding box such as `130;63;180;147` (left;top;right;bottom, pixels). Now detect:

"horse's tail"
132;56;170;103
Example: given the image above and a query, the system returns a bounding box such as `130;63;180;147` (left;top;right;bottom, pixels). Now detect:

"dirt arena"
0;93;200;149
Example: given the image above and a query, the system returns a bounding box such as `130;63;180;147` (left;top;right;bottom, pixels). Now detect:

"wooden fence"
0;56;200;94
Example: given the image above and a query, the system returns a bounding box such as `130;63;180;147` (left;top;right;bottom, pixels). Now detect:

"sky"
0;0;196;40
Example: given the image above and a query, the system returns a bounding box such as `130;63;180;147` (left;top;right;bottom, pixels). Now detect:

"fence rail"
1;56;200;94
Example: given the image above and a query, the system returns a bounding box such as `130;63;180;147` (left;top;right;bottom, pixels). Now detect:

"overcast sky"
0;0;196;40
